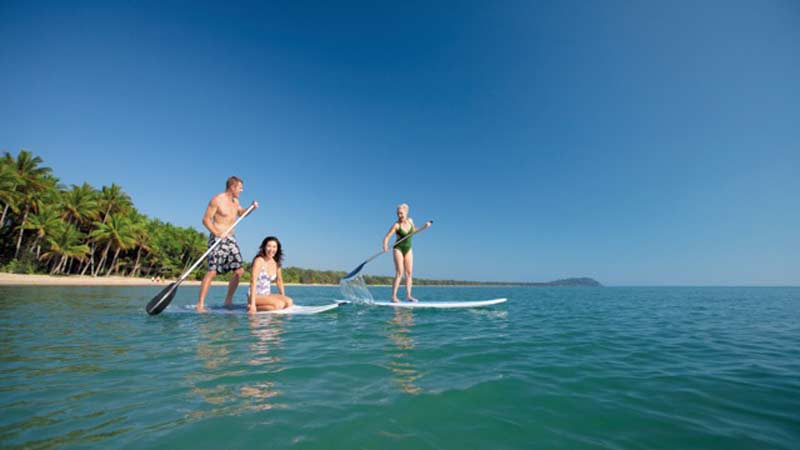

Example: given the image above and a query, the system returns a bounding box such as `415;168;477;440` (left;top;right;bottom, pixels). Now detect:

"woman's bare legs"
404;250;417;302
255;294;293;311
392;249;404;303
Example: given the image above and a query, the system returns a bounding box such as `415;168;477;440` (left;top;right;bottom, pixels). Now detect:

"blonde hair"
396;203;409;213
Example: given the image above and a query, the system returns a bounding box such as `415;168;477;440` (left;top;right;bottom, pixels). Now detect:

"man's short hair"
226;176;243;190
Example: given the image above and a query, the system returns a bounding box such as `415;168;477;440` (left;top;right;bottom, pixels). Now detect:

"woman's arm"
277;267;285;296
382;223;398;252
248;258;261;313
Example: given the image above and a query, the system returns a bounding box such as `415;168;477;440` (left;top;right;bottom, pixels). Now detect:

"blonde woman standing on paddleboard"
382;204;432;303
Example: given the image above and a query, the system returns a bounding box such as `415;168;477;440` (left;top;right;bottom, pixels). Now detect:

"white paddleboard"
181;303;341;315
370;298;507;309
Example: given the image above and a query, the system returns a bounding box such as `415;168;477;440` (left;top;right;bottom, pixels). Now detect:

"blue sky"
1;0;798;285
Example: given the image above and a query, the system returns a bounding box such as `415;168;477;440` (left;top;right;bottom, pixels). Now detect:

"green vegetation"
0;149;208;280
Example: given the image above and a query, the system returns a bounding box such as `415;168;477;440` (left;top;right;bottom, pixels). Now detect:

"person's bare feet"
391;297;401;303
197;304;207;313
407;296;419;302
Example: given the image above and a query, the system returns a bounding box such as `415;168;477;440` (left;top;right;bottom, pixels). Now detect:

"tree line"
1;149;209;279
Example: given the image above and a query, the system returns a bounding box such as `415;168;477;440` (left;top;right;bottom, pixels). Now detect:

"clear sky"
1;0;798;285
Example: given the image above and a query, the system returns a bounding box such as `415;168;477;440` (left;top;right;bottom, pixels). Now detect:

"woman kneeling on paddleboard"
383;203;432;303
248;236;293;313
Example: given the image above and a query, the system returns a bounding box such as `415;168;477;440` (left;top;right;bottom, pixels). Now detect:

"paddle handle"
177;203;257;283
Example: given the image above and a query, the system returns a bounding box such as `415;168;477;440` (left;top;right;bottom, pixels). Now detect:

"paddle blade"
341;262;366;282
146;282;179;315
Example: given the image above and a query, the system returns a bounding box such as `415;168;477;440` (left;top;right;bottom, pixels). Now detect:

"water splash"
339;274;374;304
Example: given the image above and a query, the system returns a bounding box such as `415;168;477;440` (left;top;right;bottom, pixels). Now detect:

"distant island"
523;277;603;287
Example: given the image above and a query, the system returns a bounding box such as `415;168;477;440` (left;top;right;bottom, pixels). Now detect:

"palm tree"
62;182;99;228
42;223;90;275
23;205;62;259
128;213;151;277
174;227;202;272
106;219;136;276
86;184;132;274
3;151;54;257
97;183;132;223
184;228;207;272
0;154;20;227
141;219;167;277
60;183;99;274
14;174;59;259
90;214;135;276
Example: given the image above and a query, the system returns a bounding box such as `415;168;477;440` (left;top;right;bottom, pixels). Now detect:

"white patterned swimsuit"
253;269;276;296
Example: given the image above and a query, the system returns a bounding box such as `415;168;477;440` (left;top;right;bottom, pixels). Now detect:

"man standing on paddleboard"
197;176;257;312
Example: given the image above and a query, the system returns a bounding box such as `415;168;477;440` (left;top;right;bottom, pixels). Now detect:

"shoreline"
0;273;502;288
0;273;339;287
0;272;588;287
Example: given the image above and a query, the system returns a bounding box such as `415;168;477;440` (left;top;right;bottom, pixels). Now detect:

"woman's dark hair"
255;236;283;267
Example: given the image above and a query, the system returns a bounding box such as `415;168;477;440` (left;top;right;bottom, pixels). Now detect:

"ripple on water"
0;286;799;449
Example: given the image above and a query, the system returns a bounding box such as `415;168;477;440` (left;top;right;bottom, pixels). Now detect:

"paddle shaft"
348;220;433;275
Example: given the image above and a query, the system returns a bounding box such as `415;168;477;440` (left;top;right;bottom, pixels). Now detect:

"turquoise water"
1;286;799;449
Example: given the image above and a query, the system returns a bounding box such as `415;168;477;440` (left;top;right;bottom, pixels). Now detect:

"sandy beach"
0;272;337;287
0;273;230;286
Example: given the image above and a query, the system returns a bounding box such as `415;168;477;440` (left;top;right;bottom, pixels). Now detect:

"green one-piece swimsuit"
394;224;414;255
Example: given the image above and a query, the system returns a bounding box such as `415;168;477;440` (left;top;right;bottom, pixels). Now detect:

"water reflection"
240;314;285;411
189;322;236;407
186;316;287;419
247;314;284;367
386;309;422;395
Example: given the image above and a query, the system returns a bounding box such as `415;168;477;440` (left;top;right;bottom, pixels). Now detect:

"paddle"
145;203;257;315
340;220;433;282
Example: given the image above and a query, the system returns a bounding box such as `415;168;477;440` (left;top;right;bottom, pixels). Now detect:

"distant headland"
525;277;603;287
366;276;603;287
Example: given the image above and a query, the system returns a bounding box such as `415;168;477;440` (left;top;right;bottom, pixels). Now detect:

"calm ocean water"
1;285;798;449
